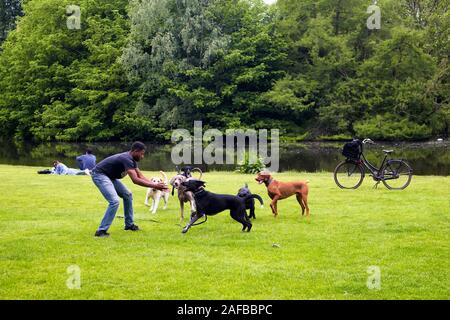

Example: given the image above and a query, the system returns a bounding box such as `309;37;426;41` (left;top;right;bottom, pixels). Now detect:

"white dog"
144;171;170;214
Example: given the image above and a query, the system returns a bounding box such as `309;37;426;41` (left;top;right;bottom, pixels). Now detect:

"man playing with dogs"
92;141;168;237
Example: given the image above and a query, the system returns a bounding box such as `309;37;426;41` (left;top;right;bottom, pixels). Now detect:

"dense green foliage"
0;0;448;142
271;0;449;140
121;0;287;140
0;0;131;141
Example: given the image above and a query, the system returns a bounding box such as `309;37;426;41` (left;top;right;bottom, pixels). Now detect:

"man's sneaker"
124;224;140;231
94;230;110;237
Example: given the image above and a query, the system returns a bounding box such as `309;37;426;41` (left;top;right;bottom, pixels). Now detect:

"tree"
0;0;448;142
121;0;286;139
271;0;448;140
0;0;131;142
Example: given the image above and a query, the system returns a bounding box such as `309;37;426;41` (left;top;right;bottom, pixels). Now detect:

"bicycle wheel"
381;160;413;190
334;161;364;189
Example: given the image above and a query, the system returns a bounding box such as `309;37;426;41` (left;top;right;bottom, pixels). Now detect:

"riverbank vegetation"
0;0;448;142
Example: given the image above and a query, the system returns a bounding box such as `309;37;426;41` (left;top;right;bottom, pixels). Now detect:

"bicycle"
333;139;413;190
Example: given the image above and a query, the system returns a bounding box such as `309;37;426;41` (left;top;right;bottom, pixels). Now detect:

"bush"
235;152;266;174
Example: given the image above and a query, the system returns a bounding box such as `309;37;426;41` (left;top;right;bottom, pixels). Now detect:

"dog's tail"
192;167;203;180
160;171;168;184
244;194;264;208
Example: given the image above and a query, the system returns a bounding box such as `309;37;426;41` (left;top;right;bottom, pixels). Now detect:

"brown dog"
255;172;309;217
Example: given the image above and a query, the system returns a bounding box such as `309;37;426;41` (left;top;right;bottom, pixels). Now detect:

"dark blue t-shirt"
93;152;137;180
76;154;96;170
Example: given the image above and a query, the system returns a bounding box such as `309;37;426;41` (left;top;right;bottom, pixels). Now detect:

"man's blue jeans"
92;172;134;231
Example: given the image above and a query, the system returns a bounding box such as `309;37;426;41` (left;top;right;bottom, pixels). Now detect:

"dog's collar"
264;177;273;186
193;188;205;196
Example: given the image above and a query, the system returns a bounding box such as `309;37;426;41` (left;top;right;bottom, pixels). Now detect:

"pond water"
0;140;449;176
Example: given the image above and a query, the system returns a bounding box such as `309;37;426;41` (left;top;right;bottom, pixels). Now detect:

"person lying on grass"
52;160;90;176
91;141;169;238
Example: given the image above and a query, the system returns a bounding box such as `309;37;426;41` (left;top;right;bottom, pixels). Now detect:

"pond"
0;140;449;176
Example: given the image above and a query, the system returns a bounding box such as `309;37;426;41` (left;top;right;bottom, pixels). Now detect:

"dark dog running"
237;183;260;219
181;180;263;233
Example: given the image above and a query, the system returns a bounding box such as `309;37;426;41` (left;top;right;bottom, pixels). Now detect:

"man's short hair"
131;141;146;152
86;148;93;154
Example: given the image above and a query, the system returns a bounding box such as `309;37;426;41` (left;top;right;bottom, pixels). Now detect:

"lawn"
0;165;448;299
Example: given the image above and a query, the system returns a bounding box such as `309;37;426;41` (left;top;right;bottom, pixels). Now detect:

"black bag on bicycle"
342;140;362;160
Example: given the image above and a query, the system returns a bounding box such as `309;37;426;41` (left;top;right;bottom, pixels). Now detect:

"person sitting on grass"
52;160;90;176
91;141;168;238
76;148;96;171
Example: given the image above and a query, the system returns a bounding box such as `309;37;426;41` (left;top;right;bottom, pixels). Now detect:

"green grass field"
0;165;448;299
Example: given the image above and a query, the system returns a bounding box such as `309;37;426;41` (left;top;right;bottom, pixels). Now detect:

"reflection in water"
0;140;448;176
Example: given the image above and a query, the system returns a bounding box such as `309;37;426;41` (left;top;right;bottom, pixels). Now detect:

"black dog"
181;180;263;233
237;183;259;219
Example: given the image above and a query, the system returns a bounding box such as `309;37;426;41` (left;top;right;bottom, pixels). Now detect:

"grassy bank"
0;165;448;299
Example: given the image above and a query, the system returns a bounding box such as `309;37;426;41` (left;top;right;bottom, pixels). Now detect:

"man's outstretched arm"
135;168;147;180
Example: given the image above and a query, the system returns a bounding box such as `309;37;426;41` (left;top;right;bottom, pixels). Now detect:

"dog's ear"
197;180;206;187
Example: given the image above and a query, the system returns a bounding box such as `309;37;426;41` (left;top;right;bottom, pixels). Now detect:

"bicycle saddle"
383;150;394;154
